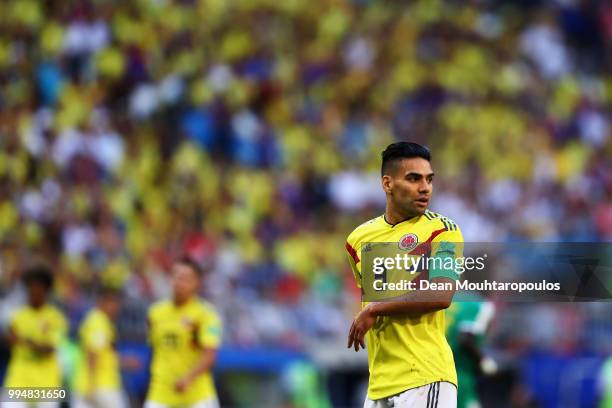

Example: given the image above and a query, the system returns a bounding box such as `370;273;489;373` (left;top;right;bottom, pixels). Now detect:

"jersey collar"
381;213;421;228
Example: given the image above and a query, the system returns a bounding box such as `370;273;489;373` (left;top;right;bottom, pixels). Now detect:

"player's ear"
382;175;392;193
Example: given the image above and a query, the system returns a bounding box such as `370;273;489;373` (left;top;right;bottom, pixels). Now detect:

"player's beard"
409;203;427;216
395;199;426;219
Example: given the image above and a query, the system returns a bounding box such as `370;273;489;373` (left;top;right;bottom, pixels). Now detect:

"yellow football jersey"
3;304;67;388
74;308;121;393
146;298;222;406
345;210;463;399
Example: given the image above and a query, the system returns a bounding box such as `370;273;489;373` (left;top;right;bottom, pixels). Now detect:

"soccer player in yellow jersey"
145;257;222;408
73;287;126;408
2;264;67;408
346;142;462;408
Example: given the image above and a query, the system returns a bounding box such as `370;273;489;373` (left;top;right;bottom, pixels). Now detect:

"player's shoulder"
83;308;107;326
346;215;384;245
80;308;97;326
422;210;460;232
79;309;105;337
148;299;172;317
10;306;30;322
42;303;66;322
192;298;220;319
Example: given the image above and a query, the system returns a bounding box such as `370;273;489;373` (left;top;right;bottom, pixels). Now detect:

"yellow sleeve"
432;227;464;257
345;238;361;288
429;226;464;281
198;307;222;349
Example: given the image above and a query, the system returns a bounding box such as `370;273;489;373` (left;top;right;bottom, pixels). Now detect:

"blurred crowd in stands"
0;0;611;351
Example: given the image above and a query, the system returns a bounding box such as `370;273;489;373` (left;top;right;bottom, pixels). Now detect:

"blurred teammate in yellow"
73;287;126;408
2;264;67;408
145;257;222;408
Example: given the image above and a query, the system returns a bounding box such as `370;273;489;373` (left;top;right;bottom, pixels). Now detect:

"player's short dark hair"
174;256;203;278
22;264;54;290
381;142;431;176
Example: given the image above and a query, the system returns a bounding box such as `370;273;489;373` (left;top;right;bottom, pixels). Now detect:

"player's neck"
28;301;45;310
99;306;114;318
173;296;192;307
384;207;420;226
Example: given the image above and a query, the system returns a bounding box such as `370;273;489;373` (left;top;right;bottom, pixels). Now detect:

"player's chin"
412;202;428;214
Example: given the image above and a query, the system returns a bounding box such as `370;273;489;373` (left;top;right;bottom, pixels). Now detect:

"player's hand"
347;304;377;352
24;338;54;354
175;376;192;393
121;355;142;371
480;356;498;375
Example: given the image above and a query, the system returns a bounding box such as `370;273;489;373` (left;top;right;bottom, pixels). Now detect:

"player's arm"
80;318;108;395
348;238;461;351
175;310;222;392
459;303;498;375
452;331;497;374
14;331;55;354
175;347;218;392
371;276;455;315
458;331;482;362
9;330;53;353
5;316;53;353
26;310;68;355
371;235;464;317
348;277;455;351
28;341;55;354
84;350;98;396
7;326;18;347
